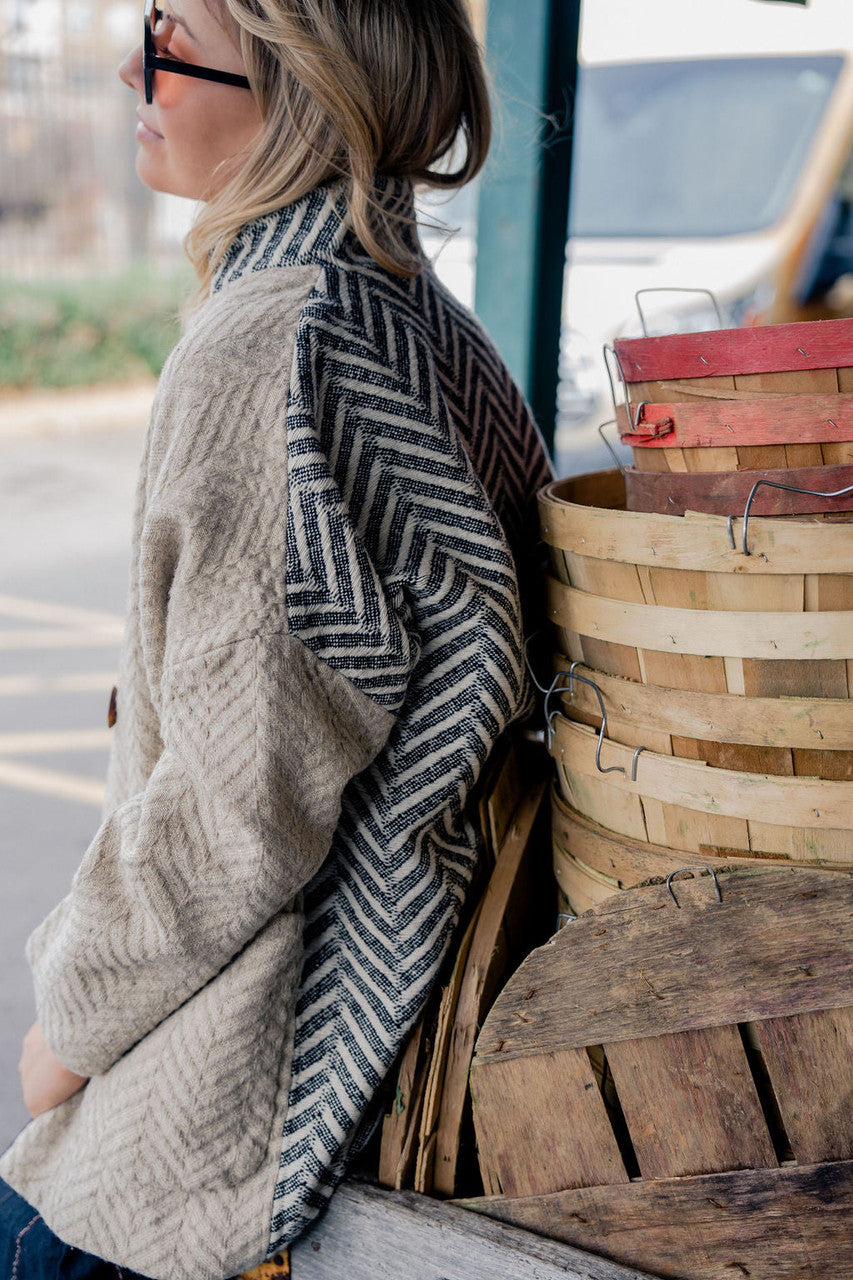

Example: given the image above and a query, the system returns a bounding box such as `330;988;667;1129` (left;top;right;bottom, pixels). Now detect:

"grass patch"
0;263;195;391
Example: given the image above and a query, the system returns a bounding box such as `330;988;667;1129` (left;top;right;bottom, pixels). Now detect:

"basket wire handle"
666;866;723;909
545;660;626;775
634;287;724;336
597;419;626;475
740;478;853;556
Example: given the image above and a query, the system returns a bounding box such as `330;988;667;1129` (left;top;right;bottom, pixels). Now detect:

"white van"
557;0;853;471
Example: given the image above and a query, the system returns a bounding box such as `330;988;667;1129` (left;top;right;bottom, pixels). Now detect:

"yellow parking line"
0;729;112;755
0;628;123;651
0;672;117;695
0;594;124;629
0;759;105;807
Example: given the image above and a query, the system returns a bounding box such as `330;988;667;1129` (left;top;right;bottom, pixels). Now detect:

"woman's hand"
19;1021;88;1118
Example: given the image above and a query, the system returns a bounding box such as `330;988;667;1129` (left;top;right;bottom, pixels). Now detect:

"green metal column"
474;0;581;455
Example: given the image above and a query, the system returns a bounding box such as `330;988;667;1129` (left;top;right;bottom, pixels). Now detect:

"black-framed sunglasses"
142;0;251;105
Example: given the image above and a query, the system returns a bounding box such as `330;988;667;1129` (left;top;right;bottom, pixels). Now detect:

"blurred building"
0;0;175;277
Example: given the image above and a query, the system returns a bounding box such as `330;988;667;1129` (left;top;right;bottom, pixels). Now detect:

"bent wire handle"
634;287;724;336
546;661;626;776
597;419;626;475
665;865;723;909
602;343;641;434
740;478;853;556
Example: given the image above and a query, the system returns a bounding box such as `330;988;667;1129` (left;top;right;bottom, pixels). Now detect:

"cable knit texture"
0;180;553;1280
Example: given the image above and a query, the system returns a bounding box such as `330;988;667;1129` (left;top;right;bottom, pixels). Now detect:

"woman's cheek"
151;71;194;110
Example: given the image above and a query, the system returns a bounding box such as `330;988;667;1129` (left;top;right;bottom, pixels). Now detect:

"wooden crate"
465;867;853;1280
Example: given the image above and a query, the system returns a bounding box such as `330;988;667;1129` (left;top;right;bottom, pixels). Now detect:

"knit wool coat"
0;180;553;1280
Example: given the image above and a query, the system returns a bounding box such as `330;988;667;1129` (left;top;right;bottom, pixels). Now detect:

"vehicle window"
569;55;844;237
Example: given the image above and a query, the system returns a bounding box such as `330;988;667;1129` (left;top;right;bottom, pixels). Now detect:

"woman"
0;1;552;1277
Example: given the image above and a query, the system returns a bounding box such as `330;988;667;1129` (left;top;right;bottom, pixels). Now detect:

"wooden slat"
433;779;550;1196
624;394;853;448
553;660;853;750
469;1048;629;1197
547;577;853;660
473;869;853;1060
550;788;853;881
614;317;853;382
538;474;853;573
753;1008;853;1163
552;717;853;829
741;656;850;698
379;1015;430;1191
290;1181;658;1280
625;464;853;518
554;756;649;841
457;1161;853;1280
639;793;752;854
414;903;482;1194
604;1026;777;1178
552;841;621;913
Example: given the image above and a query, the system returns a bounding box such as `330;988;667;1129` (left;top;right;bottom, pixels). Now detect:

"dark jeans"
0;1178;154;1280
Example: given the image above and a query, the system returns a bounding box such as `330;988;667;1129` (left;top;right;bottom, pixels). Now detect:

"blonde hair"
187;0;491;296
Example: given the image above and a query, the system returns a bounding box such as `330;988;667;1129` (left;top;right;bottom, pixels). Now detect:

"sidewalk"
0;382;156;439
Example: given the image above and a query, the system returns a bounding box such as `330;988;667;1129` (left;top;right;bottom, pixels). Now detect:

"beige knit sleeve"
27;632;395;1078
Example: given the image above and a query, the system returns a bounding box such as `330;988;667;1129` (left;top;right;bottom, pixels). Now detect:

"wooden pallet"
466;866;853;1280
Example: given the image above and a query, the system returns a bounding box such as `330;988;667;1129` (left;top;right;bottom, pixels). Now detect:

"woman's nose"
119;43;144;94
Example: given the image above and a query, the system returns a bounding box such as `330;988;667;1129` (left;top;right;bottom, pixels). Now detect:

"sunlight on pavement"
0;594;121;809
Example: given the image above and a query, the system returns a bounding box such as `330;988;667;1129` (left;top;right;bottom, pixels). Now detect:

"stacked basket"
612;315;853;517
539;457;853;918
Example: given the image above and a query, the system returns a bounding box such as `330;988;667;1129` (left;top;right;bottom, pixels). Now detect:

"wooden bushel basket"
613;316;853;476
464;867;853;1280
539;472;853;705
550;785;853;916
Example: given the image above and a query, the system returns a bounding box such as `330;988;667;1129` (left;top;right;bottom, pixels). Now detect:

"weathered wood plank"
548;577;853;660
414;902;482;1193
553;660;853;750
551;789;853;884
473;869;853;1060
623;394;853;448
290;1180;659;1280
469;1048;629;1197
614;317;853;381
741;656;850;698
552;717;853;829
753;1007;853;1163
625;464;853;517
433;779;550;1195
456;1161;853;1280
604;1026;777;1178
538;475;853;573
379;1014;429;1190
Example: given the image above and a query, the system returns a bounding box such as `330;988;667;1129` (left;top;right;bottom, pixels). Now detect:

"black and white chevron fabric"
214;181;553;1250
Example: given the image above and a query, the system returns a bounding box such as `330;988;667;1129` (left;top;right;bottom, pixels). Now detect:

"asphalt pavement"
0;385;152;1150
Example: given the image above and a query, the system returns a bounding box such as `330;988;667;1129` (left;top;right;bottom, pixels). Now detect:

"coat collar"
212;176;417;294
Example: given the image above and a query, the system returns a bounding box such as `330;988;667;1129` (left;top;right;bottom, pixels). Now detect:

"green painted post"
475;0;581;455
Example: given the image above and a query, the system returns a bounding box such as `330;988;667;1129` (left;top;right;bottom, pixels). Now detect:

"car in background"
559;48;853;470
